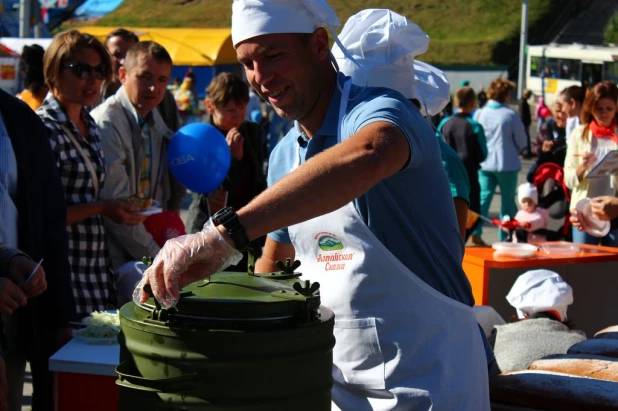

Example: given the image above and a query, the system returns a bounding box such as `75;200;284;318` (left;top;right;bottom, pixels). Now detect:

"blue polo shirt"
267;74;475;307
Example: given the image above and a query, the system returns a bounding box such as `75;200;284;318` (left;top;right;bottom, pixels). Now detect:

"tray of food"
73;310;120;344
492;242;538;259
125;193;162;216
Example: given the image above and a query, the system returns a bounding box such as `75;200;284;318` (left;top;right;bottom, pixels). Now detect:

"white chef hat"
506;270;574;322
231;0;340;48
332;9;450;115
412;60;451;116
518;182;538;206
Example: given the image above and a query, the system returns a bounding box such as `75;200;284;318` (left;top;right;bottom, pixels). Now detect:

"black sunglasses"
63;63;107;80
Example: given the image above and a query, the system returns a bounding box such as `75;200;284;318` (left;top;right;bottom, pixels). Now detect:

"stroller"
492;162;571;243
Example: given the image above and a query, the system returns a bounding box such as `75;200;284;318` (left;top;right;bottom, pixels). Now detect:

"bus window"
605;62;618;83
543;58;561;79
581;63;603;88
558;58;580;80
530;56;542;77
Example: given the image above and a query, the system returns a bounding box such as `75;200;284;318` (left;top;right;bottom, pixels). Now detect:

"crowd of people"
1;0;618;410
433;76;618;246
0;25;269;411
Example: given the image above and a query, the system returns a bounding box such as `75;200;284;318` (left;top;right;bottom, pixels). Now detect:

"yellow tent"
78;26;237;66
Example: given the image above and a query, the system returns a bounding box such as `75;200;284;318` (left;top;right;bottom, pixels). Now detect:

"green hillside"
95;0;561;66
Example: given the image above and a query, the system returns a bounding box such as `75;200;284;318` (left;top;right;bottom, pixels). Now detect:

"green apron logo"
318;235;344;251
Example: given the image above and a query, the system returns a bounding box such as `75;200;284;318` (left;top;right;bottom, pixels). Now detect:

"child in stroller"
492;166;571;242
514;183;549;242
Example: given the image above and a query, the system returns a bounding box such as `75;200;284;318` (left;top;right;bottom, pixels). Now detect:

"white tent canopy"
0;38;53;54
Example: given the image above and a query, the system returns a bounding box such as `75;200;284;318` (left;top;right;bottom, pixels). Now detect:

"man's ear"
311;27;331;62
119;66;128;85
205;98;214;114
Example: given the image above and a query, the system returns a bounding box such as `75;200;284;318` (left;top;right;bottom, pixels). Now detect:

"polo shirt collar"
295;72;348;146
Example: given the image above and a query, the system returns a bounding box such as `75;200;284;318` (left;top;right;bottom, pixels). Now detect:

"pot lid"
133;261;321;328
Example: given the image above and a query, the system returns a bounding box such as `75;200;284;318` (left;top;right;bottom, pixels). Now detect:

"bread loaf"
529;355;618;382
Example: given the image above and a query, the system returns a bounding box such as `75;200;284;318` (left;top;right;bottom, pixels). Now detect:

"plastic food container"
575;198;611;238
539;242;581;257
492;242;538;258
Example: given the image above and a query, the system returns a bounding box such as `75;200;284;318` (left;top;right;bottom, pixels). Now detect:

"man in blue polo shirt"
138;1;490;409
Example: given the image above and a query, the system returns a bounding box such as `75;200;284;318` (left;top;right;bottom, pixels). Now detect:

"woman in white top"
564;81;618;245
559;85;585;145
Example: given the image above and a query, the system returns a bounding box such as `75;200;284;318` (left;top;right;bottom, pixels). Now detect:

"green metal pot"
117;261;335;411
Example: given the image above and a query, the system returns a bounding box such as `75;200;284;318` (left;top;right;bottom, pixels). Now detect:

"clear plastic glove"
133;219;243;309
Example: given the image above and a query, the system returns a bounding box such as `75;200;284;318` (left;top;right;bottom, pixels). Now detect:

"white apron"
288;80;490;411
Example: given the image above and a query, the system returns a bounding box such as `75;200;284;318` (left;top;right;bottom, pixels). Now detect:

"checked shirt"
37;95;116;317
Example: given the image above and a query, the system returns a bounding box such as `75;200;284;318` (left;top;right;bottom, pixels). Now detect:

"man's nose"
253;62;274;86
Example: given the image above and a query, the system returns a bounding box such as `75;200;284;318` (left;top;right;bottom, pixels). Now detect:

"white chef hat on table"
506;270;574;322
332;8;450;116
518;182;539;206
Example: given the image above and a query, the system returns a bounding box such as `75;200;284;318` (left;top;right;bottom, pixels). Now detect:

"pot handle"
116;361;198;393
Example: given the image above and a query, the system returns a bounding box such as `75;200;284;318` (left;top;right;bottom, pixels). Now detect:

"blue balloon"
168;123;231;194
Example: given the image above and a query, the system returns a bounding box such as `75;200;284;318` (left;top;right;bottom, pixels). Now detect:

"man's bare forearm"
236;122;410;241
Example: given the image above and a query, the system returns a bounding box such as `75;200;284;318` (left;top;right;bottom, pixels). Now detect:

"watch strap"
212;207;251;252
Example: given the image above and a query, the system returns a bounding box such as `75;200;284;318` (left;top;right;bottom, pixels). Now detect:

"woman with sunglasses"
36;30;146;319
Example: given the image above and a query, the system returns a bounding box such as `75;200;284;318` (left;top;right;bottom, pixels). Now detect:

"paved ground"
19;155;537;410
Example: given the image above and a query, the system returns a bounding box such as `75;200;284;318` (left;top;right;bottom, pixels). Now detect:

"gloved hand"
133;219;243;309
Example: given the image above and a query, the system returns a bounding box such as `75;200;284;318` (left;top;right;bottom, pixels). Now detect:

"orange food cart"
463;244;618;337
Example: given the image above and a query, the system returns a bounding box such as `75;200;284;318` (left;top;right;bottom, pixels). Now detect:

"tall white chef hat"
412;60;451;116
232;0;360;69
506;270;574;322
231;0;337;46
518;182;539;206
332;9;450;116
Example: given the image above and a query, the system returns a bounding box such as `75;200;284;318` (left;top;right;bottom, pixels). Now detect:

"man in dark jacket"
519;89;533;159
438;87;487;221
0;89;75;411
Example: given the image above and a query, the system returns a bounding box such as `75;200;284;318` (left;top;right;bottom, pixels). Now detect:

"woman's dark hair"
19;44;46;93
561;85;585;105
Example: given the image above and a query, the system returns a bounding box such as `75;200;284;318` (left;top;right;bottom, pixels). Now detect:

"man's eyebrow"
238;45;273;62
256;45;270;54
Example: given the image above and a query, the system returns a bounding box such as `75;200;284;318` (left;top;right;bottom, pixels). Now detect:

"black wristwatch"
211;207;250;252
